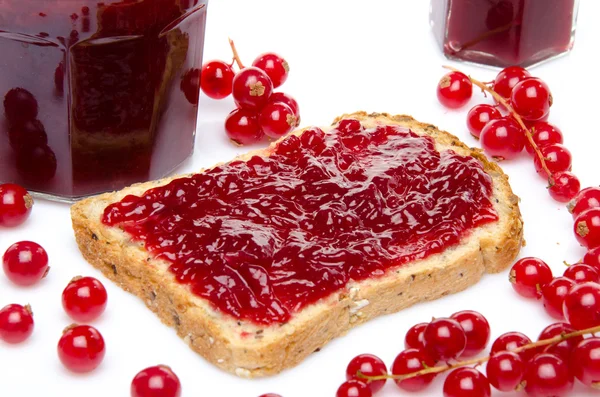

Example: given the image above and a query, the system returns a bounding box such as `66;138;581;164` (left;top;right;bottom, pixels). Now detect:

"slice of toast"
71;111;523;378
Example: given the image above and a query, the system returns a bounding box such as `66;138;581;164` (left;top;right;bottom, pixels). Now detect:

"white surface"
2;1;600;396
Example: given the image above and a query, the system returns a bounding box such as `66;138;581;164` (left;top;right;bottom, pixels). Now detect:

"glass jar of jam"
430;0;579;67
0;0;208;201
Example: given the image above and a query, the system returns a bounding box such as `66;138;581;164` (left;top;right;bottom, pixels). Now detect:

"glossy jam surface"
103;119;498;325
0;0;207;200
431;0;577;67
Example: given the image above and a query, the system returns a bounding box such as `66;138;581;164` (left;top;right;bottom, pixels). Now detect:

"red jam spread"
102;119;498;325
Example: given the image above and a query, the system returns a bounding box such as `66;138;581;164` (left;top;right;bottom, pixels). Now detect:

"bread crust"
71;112;523;377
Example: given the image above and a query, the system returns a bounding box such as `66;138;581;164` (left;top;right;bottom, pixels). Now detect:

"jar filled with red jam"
0;0;208;201
430;0;579;67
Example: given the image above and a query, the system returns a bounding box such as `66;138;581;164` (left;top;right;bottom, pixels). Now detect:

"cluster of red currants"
0;182;182;397
193;43;300;145
436;66;581;203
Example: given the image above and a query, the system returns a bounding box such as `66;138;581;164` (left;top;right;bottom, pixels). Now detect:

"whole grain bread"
71;112;524;378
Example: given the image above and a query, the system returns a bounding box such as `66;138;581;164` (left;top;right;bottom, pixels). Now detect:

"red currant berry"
443;368;490;397
480;117;525;160
0;304;34;344
564;263;600;284
436;71;473;109
509;257;553;299
345;354;387;393
492;66;531;102
569;187;600;219
549;171;580;203
536;322;582;362
491;331;535;362
525;121;563;155
486;351;524;392
523;354;573;397
259;102;297;139
533;144;572;179
57;324;105;373
8;119;48;150
269;92;300;125
450;310;490;357
510;77;552;121
541;277;575;320
3;87;38;124
252;53;289;88
563;282;600;330
574;208;600;249
0;183;33;227
391;348;437;392
16;144;57;182
466;104;501;138
131;365;181;397
2;241;49;286
336;380;371;397
571;337;600;387
584;246;600;272
224;108;264;145
404;322;428;350
423;317;466;361
180;68;201;105
200;60;235;100
232;67;273;110
62;276;108;322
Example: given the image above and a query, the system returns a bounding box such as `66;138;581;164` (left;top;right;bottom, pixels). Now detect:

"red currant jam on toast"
102;119;498;325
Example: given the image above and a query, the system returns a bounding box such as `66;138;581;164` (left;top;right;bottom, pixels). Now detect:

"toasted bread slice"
71;112;523;377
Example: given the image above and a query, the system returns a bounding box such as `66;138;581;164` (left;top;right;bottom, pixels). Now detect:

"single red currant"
564;263;600;284
523;354;573;397
536;322;582;362
509;257;553;299
16;144;57;182
336;380;372;397
525;121;563;155
2;241;49;286
57;324;105;373
436;71;473;109
0;183;33;227
571;337;600;387
542;277;575;320
423;317;467;361
584;246;600;271
8;119;47;150
563;282;600;330
180;68;201;105
510;77;552;121
404;322;428;350
574;208;600;249
569;187;600;219
443;368;491;397
0;304;34;344
200;60;235;100
3;87;38;124
486;351;524;392
450;310;490;357
391;348;437;392
466;104;501;138
480;117;525;160
62;276;108;322
259;102;296;139
252;53;289;88
491;332;535;362
492;66;531;102
224;108;264;145
549;171;580;203
131;365;181;397
533;144;572;178
232;67;273;110
345;354;387;393
269;92;300;125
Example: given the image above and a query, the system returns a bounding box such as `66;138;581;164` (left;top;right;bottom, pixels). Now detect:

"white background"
2;1;600;396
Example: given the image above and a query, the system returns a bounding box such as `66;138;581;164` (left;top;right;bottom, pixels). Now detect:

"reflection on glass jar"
430;0;579;68
0;0;208;201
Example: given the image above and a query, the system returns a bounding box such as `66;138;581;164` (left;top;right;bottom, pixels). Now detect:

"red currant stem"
228;38;245;69
442;65;553;181
358;324;600;381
